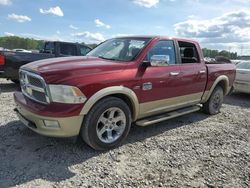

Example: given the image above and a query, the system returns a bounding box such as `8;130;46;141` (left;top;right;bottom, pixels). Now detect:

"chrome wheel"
96;107;126;144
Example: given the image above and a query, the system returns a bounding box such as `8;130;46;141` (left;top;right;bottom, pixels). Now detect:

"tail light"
0;55;5;66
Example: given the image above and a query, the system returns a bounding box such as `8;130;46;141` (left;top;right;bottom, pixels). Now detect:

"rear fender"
201;75;230;103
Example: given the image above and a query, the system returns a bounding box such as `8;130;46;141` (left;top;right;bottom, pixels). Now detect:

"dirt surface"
0;78;249;188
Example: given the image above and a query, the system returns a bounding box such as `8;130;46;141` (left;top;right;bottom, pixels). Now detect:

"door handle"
199;70;206;74
170;72;180;76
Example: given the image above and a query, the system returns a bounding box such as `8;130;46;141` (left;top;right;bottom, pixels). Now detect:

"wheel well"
216;80;227;95
107;94;135;119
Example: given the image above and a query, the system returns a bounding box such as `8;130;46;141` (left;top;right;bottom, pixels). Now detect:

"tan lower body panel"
16;103;84;137
138;92;203;119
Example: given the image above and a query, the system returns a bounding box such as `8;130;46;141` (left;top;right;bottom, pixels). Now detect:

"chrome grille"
28;76;43;88
19;70;50;104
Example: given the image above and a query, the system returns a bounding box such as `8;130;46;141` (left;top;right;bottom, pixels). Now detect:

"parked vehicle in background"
14;36;236;150
12;49;32;53
205;56;232;64
234;61;250;94
0;41;92;83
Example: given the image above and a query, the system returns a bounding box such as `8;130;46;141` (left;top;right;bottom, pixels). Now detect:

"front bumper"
14;92;84;137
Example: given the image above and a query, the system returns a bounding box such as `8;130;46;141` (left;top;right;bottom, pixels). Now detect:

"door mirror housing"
150;55;169;66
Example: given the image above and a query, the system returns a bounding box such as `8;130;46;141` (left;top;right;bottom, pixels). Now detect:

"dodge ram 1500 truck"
14;36;236;150
0;41;92;83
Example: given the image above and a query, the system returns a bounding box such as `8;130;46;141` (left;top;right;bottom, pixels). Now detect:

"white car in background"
12;49;32;53
234;61;250;94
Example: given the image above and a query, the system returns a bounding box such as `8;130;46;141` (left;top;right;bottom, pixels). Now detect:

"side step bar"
136;106;201;127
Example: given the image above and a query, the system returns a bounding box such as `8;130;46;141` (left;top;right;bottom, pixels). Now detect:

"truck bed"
0;51;55;80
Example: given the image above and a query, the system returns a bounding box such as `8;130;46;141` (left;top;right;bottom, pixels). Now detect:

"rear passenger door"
177;40;207;102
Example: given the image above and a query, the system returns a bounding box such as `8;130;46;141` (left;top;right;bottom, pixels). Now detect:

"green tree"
202;48;237;59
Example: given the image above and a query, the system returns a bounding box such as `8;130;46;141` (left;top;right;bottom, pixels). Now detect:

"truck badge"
143;82;152;91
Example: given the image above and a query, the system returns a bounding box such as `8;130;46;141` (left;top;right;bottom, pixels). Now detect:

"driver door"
139;40;183;118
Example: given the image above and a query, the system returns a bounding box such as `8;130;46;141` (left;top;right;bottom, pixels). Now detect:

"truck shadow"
224;93;250;108
0;82;20;93
0;112;208;187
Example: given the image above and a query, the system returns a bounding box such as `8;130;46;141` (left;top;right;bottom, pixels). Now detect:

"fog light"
44;120;60;128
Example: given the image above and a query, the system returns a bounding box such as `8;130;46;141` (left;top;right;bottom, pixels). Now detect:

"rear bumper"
234;81;250;94
14;92;84;137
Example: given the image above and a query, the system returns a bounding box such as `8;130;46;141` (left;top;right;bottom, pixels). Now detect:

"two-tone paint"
14;36;236;137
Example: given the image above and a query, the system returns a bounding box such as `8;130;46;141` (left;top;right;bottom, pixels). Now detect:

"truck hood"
22;56;128;83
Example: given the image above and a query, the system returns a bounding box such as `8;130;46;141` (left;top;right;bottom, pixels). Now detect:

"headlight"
48;85;87;104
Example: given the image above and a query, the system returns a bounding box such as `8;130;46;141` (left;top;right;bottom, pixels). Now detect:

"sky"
0;0;250;55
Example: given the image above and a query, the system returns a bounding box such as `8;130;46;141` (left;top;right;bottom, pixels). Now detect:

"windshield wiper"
98;55;117;61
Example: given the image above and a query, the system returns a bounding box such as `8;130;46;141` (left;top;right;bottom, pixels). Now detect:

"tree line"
0;36;238;59
202;48;238;59
0;36;44;50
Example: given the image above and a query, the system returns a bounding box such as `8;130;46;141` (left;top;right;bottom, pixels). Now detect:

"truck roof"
115;35;199;44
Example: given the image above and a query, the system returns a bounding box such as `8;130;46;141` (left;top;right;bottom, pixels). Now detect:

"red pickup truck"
14;36;236;150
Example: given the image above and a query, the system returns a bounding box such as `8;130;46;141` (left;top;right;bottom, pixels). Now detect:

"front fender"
80;86;139;121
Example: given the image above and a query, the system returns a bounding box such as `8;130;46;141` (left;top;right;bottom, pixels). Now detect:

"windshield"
87;38;150;62
237;62;250;70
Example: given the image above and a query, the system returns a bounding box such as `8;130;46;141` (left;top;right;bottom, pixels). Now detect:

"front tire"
80;97;132;150
203;86;224;115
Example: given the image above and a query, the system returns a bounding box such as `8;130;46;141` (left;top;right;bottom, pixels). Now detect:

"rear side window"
146;40;176;65
178;41;200;64
59;43;77;56
80;46;91;56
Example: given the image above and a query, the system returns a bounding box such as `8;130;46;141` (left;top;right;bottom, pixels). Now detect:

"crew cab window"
80;46;91;56
59;43;77;56
145;40;176;65
178;41;200;64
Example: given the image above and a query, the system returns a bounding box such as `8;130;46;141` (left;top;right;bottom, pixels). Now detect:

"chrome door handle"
199;70;206;74
170;72;180;76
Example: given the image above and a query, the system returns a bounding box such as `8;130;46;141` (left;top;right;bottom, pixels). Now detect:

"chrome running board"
136;106;201;126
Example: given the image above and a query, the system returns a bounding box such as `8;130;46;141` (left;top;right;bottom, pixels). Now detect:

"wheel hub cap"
96;107;126;144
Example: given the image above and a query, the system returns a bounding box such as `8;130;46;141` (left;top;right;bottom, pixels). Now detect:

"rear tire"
203;86;224;115
80;97;132;150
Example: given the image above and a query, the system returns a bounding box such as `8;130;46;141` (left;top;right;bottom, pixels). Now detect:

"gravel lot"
0;78;249;188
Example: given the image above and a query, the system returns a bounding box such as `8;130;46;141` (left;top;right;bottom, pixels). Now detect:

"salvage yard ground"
0;79;249;187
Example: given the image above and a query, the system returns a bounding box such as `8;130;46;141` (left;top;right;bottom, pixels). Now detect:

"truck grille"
19;70;50;104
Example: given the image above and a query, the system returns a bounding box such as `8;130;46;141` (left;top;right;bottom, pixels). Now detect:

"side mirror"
150;55;169;66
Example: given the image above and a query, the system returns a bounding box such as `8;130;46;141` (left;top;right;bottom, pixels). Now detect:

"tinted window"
60;43;77;56
80;46;91;56
178;41;200;64
44;42;55;53
145;40;176;65
237;62;250;70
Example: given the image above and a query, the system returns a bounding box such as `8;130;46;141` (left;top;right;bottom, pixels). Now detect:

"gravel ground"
0;78;249;188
